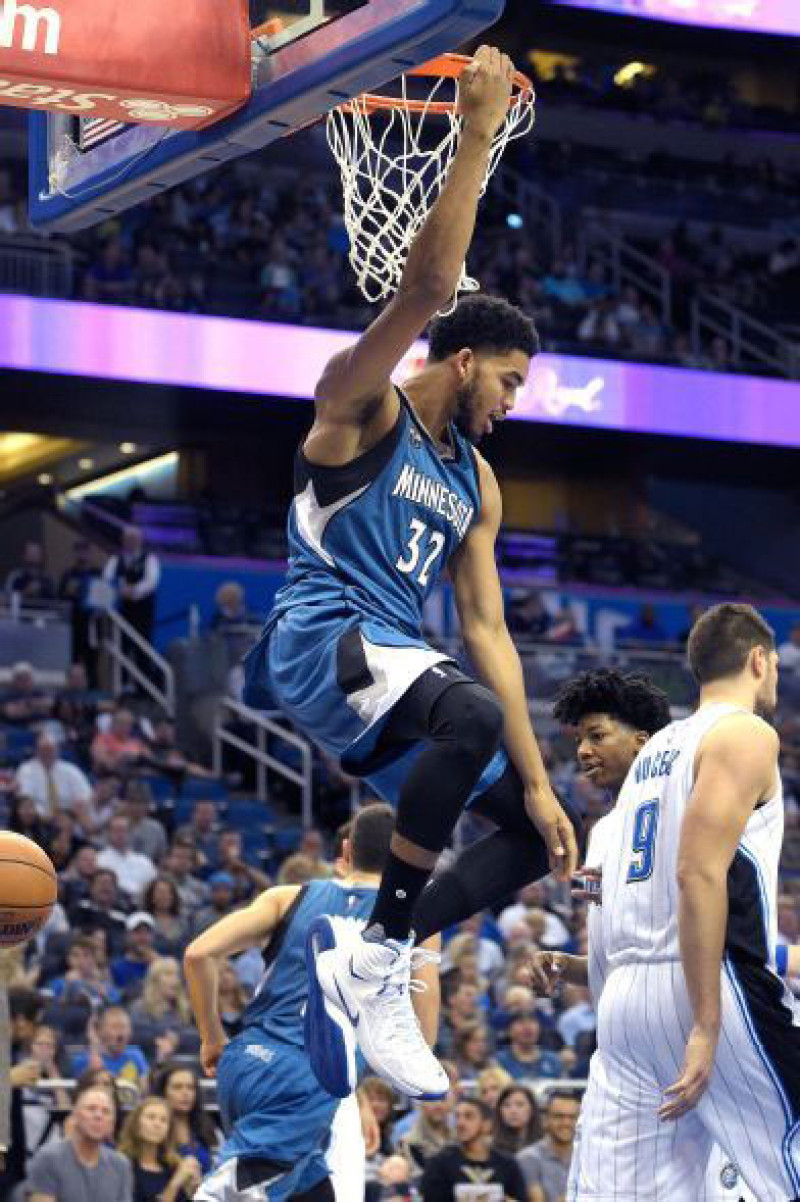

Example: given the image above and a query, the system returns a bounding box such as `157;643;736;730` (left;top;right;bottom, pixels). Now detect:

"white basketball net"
327;67;535;313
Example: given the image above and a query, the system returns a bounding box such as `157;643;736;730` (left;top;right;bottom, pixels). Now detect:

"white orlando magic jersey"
599;702;783;972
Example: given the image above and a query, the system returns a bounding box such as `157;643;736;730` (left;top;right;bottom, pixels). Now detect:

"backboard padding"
28;0;506;232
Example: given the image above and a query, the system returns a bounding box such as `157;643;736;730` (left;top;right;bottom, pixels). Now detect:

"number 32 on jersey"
396;519;445;587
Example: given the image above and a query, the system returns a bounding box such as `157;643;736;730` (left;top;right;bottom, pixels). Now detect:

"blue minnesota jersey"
242;878;376;1049
269;391;481;638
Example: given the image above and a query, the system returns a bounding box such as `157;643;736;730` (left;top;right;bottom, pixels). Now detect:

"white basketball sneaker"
306;915;448;1099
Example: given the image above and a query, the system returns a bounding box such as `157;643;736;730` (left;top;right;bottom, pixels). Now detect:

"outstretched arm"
450;456;578;881
307;47;516;462
183;885;300;1075
661;714;778;1120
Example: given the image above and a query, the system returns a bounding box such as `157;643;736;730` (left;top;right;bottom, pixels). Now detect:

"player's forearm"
677;868;726;1033
464;625;549;793
401;125;493;298
183;952;226;1045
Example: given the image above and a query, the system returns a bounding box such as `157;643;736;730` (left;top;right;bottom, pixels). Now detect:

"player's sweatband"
775;944;789;977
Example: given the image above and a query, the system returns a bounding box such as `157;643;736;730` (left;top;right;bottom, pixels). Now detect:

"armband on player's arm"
775;944;798;978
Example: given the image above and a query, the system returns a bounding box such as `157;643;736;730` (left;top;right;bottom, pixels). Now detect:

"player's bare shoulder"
695;710;780;797
470;448;502;524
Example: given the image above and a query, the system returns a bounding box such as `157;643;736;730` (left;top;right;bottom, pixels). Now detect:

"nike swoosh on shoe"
334;976;360;1027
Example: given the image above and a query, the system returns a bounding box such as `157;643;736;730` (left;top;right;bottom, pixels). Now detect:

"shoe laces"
372;946;441;1057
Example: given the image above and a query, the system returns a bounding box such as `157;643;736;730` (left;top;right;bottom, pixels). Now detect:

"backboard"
28;0;506;232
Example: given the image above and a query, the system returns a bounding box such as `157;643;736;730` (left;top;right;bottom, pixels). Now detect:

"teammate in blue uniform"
183;804;440;1202
243;45;579;1100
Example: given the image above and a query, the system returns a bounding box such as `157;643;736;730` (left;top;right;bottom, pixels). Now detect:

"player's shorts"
243;604;507;802
702;1144;757;1201
326;1093;365;1202
196;1032;337;1202
567;957;800;1202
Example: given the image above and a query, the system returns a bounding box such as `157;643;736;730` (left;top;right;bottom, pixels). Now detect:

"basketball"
0;832;57;948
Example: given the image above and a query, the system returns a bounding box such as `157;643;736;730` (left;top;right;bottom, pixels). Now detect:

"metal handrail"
691;292;797;378
0;234;74;298
213;695;314;827
491;165;563;259
578;223;672;324
103;605;176;714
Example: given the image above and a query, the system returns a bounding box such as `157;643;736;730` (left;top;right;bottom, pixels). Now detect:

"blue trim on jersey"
776;944;790;977
724;956;800;1196
739;842;772;964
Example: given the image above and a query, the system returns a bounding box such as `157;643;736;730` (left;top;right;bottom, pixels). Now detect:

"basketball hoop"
327;53;535;312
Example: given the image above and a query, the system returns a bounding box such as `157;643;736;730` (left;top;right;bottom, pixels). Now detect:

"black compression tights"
412;762;584;943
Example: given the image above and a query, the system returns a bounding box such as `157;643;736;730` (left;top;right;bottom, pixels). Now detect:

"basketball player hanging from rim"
243;45;580;1100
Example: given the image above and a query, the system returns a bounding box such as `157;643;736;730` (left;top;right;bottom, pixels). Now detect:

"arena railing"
0;235;73;298
691;292;799;379
578;223;672;325
491;165;563;263
104;604;176;716
212;695;314;828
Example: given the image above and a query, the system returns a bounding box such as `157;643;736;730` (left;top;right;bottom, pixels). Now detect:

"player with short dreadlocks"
551;668;672;794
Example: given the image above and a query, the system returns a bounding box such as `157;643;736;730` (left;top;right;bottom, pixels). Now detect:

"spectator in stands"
16;732;92;820
69;868;130;952
628;300;668;359
142;877;190;957
618;602;670;647
490;984;541;1039
505;590;553;640
192;872;239;935
55;661;105;749
492;1084;541;1156
577;296;622;347
49;932;122;1008
5;540;55;603
175;801;220;867
152;1063;217;1175
82;236;135;304
216;962;248;1038
69;1068;129;1139
73;1006;149;1092
421;1097;527;1201
28;1022;71;1110
453;1022;495;1079
517;1089;581;1202
163;839;209;911
74;771;124;840
497;1015;562;1081
9;793;53;851
556;984;596;1049
215;828;271;899
129;957;193;1060
126;781;168;863
98;815;158;900
208;581;256;633
276;852;316;886
438;981;484;1055
145;716;216;783
112;913;159;994
477;1065;513;1113
398;1071;456;1173
103;525;162;672
298;827;333;878
361;1076;397;1162
779;623;800;672
26;1083;132;1199
91;708;149;774
58;540;103;686
61;845;99;911
0;662;53;725
118;1096;203;1201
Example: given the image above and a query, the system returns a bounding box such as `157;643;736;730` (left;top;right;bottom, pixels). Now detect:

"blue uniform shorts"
203;1032;338;1201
